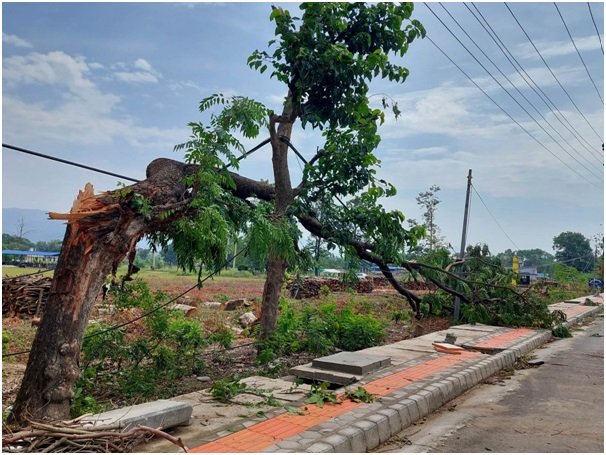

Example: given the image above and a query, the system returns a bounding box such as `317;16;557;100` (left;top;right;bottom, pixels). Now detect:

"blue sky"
2;2;604;255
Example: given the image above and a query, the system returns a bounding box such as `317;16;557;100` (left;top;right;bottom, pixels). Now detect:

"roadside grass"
2;267;54;278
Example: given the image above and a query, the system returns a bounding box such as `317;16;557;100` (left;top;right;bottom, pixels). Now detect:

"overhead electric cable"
471;184;521;251
587;2;604;55
424;3;603;184
554;2;604;104
505;3;604;142
2;245;250;358
467;3;603;163
4;138;272;184
440;2;602;173
3;143;140;183
424;34;601;189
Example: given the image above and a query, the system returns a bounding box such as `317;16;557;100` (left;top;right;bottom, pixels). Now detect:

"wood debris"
287;276;436;299
2;418;188;453
2;275;52;317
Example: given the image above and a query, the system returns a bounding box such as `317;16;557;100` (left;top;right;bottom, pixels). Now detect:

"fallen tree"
9;3;560;426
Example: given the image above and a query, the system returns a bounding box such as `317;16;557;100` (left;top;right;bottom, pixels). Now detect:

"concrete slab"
143;391;277;452
290;364;362;385
389;339;437;352
361;346;430;365
311;352;391;375
241;376;311;403
452;324;499;332
83;399;192;431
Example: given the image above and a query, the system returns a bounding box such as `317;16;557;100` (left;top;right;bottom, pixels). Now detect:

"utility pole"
454;169;472;321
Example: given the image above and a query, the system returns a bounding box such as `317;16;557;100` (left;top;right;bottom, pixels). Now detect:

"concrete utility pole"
454;169;472;321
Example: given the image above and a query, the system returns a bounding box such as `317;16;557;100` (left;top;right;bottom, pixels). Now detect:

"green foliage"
250;3;424;130
391;309;410;323
74;281;220;413
553;231;594;272
345;386;375;403
552;263;591;289
307;382;341;408
337;307;386;351
255;297;386;362
214;294;230;304
2;233;35;251
210;376;247;402
552;324;572;338
175;3;427;335
496;248;554;273
71;367;104;417
247;202;300;269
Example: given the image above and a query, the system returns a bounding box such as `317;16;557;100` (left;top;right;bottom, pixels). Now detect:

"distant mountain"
2;208;67;242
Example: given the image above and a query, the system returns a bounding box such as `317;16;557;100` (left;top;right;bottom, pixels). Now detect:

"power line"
439;2;603;174
425;34;601;189
465;3;604;165
424;3;603;186
2;143;141;183
4;137;273;185
554;2;604;104
505;3;604;143
587;2;604;55
2;245;250;358
471;184;521;251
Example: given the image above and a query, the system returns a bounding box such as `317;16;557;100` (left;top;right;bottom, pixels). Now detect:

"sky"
2;1;604;255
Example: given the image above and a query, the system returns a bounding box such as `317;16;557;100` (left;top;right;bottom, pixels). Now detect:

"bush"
255;298;386;363
73;280;224;415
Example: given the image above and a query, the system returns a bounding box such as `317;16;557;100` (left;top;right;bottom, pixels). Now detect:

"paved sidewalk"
142;294;603;453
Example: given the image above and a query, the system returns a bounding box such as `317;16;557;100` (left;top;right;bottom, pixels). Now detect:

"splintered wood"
2;275;52;317
48;183;115;223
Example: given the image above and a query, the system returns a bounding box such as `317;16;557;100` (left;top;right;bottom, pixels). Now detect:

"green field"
2;266;54;278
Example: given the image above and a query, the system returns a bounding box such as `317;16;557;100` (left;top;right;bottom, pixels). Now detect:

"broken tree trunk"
10;159;195;424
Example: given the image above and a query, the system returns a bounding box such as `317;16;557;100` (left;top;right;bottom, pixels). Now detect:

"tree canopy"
553;231;594;272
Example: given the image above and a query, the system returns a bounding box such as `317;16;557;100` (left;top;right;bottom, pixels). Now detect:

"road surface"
376;314;604;453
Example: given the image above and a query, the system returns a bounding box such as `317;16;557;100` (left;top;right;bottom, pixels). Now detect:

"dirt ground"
1;273;451;414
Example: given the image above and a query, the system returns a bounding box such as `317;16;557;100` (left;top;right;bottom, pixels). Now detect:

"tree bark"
10;159;195;424
259;98;296;339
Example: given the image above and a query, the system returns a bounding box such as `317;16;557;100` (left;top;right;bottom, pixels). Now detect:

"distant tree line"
2;234;63;252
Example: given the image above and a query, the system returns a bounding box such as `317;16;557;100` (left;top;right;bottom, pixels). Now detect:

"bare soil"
2;275;451;414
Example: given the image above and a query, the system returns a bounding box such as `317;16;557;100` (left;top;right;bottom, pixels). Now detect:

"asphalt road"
377;314;604;453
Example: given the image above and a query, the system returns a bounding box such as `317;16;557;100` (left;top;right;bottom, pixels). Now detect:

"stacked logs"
287;277;373;299
288;276;436;298
2;275;52;317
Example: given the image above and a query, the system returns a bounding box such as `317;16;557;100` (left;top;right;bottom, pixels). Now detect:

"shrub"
255;297;385;363
73;280;220;415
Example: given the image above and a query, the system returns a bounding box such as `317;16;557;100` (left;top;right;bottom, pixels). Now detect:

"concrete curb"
563;303;603;328
265;305;603;453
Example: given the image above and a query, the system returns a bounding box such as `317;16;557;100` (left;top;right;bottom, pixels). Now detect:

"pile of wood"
287;277;373;299
2;275;52;317
372;277;436;291
2;419;187;453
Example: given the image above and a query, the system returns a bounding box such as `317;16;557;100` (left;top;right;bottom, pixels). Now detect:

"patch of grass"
307;382;341;408
2;267;54;278
345;386;375;403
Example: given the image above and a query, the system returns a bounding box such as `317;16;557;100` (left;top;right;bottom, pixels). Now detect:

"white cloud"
377;85;515;140
114;71;160;83
3;51;96;93
516;35;603;60
3;50;185;148
113;58;161;84
169;79;204;95
2;33;32;48
134;58;153;72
